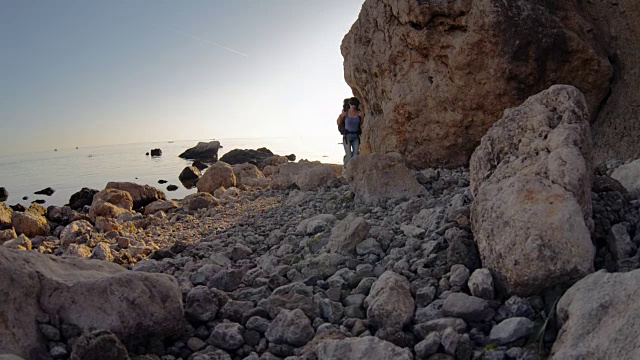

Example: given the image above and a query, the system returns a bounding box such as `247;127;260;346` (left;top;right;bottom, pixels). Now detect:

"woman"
337;97;364;165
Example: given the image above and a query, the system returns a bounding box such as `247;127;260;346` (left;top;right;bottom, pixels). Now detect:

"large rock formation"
470;85;595;295
342;0;613;168
551;269;640;359
0;247;183;359
584;1;640;164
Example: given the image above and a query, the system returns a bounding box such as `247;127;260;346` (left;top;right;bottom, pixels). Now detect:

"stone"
448;265;470;288
328;213;370;254
192;159;208;170
208;269;243;292
551;269;640;359
263;282;317;319
442;293;494;322
91;242;113;261
0;203;12;230
0;229;17;243
445;228;481;271
88;189;133;223
179;166;202;182
3;234;31;251
185;286;220;322
415;332;440;359
468;269;494;300
60;220;94;247
68;188;99;210
314;336;412;360
296;214;337;235
0;187;7;202
69;330;129;360
414;318;467;340
11;211;49;238
106;182;166;209
270;162;337;191
184;193;220;211
342;0;611;168
232;163;269;188
364;271;414;330
208;322;245;351
143;199;178;215
196;161;237;194
179;141;221;162
489;317;535;345
608;223;637;260
150;148;161;156
0;247;183;359
470;85;595;295
345;153;426;205
265;309;314;347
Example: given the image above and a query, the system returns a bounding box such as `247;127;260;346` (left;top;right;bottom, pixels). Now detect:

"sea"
0;137;344;207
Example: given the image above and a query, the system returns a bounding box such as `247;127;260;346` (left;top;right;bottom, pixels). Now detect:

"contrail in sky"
170;29;249;57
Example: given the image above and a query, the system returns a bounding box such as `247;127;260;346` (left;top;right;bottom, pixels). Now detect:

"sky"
0;0;365;155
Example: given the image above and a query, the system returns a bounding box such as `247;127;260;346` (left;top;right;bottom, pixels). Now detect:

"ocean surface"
0;137;344;207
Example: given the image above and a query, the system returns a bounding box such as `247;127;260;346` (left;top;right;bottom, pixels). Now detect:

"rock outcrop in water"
179;141;221;162
342;0;619;169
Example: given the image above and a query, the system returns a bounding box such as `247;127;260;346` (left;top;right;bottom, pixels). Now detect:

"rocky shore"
3;86;640;360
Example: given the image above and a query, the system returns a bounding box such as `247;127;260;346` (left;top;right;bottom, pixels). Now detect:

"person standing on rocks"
337;97;364;165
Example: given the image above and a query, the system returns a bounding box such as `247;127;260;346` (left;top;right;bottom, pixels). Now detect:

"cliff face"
342;0;615;169
583;0;640;164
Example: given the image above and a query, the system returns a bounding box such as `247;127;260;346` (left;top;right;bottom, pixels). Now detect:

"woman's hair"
349;97;360;110
342;98;350;112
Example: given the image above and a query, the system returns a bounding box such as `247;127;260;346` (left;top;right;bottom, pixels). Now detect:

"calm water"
0;137;344;207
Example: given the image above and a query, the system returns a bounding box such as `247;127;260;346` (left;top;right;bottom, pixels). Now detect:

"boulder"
551;269;640;359
88;189;133;223
611;159;640;197
166;184;178;191
265;309;315;347
3;235;31;251
196;162;237;194
489;317;535;345
470;85;595;295
328;213;370;254
0;229;17;244
0;203;12;230
192;159;208;170
69;330;129;360
179;141;221;162
183;193;220;211
342;0;611;168
261;155;289;168
143;199;178;215
296;214;337;236
232;163;269;188
345;153;426;205
179;166;202;182
0;187;7;202
364;271;414;330
271;162;337;191
34;187;55;196
442;293;494;322
105;182;166;209
11;211;49;238
60;220;94;247
0;246;183;359
68;187;99;210
314;336;413;360
150;148;162;157
220;148;272;168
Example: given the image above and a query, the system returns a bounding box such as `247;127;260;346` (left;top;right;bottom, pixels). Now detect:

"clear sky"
0;0;365;155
